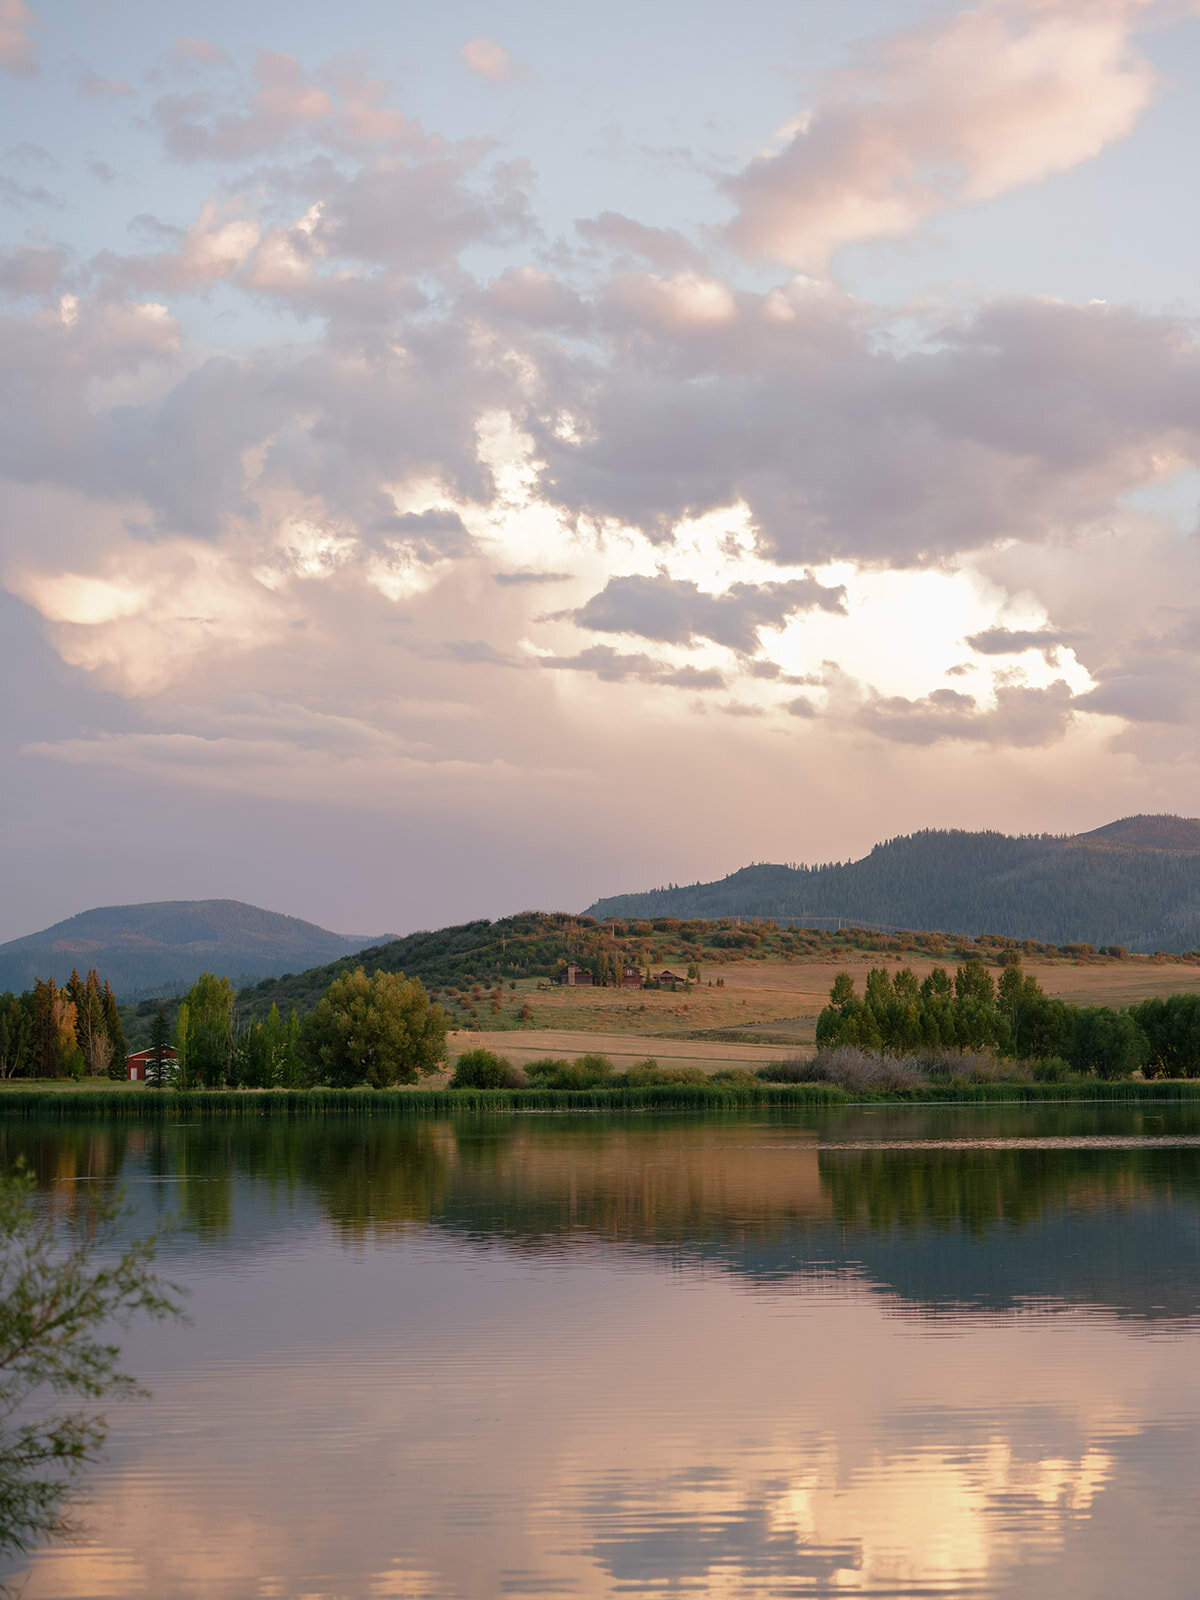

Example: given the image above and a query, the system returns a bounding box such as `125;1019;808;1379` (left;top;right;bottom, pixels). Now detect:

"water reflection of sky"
5;1109;1200;1598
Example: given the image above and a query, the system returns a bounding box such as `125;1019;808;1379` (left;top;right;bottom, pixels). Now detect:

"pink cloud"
0;0;37;77
460;37;535;85
169;37;233;70
725;0;1158;271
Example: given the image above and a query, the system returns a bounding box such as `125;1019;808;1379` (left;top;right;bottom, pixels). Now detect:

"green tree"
72;972;112;1079
29;981;80;1080
301;968;448;1088
996;964;1069;1059
1132;993;1200;1077
864;967;895;1013
101;982;127;1081
1067;1007;1147;1079
829;972;856;1008
181;974;235;1088
173;1001;190;1090
0;996;31;1081
147;1005;172;1089
0;1162;180;1577
278;1007;306;1088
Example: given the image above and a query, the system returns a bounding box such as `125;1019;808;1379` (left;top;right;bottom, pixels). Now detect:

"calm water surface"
4;1103;1200;1599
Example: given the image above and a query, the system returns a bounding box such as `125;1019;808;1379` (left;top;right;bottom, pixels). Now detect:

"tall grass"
1;1079;1200;1119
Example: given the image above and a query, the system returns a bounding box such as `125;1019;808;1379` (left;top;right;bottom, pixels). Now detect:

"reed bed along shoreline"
2;1081;1200;1118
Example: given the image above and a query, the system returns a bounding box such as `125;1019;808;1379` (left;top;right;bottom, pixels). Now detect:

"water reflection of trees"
0;1123;129;1221
5;1109;1200;1251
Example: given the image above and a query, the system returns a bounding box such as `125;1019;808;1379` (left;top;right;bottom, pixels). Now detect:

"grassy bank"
2;1080;1200;1118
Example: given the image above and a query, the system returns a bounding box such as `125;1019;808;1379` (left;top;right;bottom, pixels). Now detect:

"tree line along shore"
5;938;1200;1095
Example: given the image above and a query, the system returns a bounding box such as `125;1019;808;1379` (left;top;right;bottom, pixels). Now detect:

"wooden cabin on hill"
558;962;593;986
655;969;688;991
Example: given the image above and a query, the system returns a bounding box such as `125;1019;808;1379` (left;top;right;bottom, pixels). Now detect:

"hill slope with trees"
0;901;384;998
585;816;1200;952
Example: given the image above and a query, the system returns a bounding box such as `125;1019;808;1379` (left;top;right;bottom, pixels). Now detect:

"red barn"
126;1047;178;1082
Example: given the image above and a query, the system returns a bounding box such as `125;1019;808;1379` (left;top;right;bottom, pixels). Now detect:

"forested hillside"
239;912;644;1021
0;900;381;998
586;816;1200;952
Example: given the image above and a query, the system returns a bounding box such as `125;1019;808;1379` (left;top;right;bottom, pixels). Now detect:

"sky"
3;0;1200;941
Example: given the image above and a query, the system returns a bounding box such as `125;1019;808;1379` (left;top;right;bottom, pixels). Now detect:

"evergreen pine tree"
101;981;127;1079
148;1004;171;1089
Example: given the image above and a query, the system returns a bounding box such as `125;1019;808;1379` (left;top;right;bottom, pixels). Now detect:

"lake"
3;1102;1200;1598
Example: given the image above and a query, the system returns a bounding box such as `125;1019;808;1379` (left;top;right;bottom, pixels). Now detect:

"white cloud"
725;0;1158;270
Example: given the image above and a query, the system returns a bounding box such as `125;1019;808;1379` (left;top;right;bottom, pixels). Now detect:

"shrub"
450;1049;526;1089
1032;1055;1074;1083
619;1059;708;1086
526;1053;614;1089
757;1057;827;1084
759;1044;1043;1092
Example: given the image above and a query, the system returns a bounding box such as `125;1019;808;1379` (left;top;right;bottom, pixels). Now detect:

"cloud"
0;0;36;77
724;0;1158;270
150;54;426;163
99;197;260;292
0;173;60;208
0;244;64;297
168;37;234;72
492;570;572;586
306;156;534;275
537;293;1200;567
566;572;847;653
487;266;588;330
5;140;53;165
77;72;131;99
858;679;1078;747
538;644;726;688
575;211;704;271
95;162;533;311
442;639;521;667
371;508;475;563
967;625;1083;663
461;38;535;86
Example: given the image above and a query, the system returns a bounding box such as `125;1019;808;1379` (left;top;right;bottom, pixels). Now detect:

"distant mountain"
0;900;386;998
585;815;1200;953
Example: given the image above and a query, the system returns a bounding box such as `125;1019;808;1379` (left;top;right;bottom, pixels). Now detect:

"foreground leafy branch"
0;1163;182;1583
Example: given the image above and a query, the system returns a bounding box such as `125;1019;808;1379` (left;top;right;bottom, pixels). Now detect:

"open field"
451;955;1200;1074
443;1027;797;1078
0;1078;142;1091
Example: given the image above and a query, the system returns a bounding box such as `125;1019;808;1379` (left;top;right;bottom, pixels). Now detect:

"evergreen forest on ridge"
586;815;1200;952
